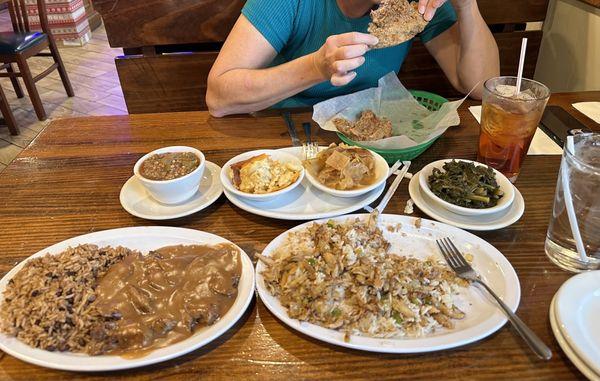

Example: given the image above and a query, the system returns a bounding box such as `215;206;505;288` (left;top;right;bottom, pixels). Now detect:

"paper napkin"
573;102;600;124
468;105;563;155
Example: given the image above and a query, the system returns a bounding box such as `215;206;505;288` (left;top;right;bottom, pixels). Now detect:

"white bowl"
220;149;304;202
134;146;205;205
304;148;389;198
419;159;515;216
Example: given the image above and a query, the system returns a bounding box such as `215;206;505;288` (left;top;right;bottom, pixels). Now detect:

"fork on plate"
301;122;319;160
436;237;552;360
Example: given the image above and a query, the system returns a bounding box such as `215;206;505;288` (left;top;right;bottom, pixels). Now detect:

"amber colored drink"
477;102;542;182
476;77;550;182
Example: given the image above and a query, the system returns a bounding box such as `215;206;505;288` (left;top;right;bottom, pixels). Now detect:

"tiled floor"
0;12;126;172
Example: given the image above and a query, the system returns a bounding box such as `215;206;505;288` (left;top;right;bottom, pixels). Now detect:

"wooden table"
0;92;598;380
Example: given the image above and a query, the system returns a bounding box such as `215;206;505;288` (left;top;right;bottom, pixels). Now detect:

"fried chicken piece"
333;110;393;141
368;0;429;49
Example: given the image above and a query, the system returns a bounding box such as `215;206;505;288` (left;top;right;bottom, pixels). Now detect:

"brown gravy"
92;243;241;357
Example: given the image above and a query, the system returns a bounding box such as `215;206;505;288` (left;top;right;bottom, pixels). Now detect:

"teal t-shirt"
242;0;457;108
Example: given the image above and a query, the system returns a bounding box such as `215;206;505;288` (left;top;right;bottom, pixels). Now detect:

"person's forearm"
454;0;499;97
207;53;324;117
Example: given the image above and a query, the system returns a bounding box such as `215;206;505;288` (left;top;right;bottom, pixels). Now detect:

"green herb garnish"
307;258;317;266
331;308;342;317
392;311;404;325
427;160;503;209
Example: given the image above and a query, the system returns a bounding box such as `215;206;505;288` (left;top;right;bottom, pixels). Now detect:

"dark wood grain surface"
91;0;245;48
0;92;598;380
115;52;217;114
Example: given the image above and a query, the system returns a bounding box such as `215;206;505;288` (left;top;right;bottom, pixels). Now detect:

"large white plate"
223;147;385;220
550;295;600;381
409;171;525;231
120;161;223;220
0;227;255;372
255;214;521;353
554;271;600;376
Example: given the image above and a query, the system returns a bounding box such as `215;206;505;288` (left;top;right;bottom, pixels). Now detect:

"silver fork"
302;122;319;160
436;237;552;360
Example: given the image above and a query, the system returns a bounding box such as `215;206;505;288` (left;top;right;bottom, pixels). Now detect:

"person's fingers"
332;56;366;73
423;0;445;21
331;71;357;86
417;0;429;14
333;32;378;47
335;44;369;60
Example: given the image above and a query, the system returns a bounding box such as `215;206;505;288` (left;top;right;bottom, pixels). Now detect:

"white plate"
223;147;385;220
120;161;223;220
409;171;525;231
220;149;304;202
255;214;521;353
419;159;515;216
550;295;600;381
0;227;255;372
554;271;600;376
304;148;389;198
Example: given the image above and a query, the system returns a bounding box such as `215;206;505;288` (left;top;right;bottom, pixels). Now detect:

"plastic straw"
515;38;528;95
561;135;588;261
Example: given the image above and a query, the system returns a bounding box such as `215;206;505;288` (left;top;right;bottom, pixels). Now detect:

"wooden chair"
0;84;19;135
0;0;74;121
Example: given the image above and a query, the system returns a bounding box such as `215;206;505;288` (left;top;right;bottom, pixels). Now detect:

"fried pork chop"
368;0;429;49
333;110;393;141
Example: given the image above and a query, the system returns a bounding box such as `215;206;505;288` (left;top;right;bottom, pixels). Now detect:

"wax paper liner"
312;72;467;150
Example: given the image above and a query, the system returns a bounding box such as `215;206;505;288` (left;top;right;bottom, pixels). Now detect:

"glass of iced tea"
477;77;550;182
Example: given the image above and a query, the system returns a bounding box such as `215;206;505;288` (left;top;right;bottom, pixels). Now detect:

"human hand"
417;0;475;21
311;32;378;86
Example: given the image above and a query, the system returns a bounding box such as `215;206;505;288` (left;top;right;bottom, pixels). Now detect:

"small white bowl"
304;148;389;198
419;159;515;216
134;146;205;205
220;149;304;202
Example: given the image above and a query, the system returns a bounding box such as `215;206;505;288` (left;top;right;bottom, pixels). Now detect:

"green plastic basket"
337;90;449;164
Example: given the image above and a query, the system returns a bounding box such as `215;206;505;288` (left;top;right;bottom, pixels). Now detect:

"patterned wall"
26;0;91;44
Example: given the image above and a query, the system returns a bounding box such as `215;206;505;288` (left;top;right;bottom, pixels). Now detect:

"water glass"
545;133;600;272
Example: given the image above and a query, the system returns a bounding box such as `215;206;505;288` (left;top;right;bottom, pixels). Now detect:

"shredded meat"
308;144;377;190
334;110;393;141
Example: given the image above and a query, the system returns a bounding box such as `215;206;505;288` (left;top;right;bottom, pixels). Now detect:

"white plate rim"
222;146;386;220
554;271;600;375
255;213;521;353
550;294;600;381
409;171;524;231
0;226;255;372
119;161;223;220
219;149;305;201
303;148;389;198
418;159;515;216
223;182;385;221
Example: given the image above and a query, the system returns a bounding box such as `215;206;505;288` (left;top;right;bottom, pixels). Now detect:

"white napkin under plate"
468;105;563;155
572;102;600;124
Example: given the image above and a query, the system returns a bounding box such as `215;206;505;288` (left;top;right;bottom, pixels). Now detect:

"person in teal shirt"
207;0;499;117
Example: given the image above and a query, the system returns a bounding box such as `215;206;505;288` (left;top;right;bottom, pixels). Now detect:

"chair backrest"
7;0;50;34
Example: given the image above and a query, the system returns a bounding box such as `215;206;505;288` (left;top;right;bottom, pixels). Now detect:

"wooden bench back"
93;0;549;113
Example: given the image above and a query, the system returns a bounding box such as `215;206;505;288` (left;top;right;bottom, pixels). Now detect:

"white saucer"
554;271;600;376
408;171;525;231
120;161;223;220
222;147;385;220
550;294;600;381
